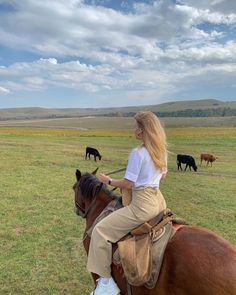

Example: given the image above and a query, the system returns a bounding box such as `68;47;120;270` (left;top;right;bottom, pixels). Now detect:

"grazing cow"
177;154;198;172
200;153;217;166
85;147;102;162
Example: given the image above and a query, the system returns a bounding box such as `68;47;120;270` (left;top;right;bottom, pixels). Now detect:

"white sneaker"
90;277;120;295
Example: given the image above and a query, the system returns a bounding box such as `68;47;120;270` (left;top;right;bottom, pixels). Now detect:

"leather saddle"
115;209;174;287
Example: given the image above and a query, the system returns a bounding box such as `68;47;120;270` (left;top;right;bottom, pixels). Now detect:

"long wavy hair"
134;111;167;170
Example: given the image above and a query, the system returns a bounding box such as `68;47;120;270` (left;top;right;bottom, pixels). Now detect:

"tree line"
101;107;236;117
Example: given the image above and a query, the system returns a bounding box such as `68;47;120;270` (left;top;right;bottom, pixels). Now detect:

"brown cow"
200;153;217;166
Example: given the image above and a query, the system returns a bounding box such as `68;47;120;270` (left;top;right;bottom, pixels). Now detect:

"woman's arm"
161;167;168;181
98;174;133;189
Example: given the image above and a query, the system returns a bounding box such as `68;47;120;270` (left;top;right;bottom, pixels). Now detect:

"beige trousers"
87;186;167;277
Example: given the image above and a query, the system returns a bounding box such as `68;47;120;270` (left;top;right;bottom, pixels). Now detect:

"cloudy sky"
0;0;236;108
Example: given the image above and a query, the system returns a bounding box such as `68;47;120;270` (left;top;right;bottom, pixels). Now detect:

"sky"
0;0;236;108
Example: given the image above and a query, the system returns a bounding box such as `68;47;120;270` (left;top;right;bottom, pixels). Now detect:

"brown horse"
73;169;236;295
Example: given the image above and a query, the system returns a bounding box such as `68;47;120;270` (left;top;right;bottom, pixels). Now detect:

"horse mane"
79;172;120;201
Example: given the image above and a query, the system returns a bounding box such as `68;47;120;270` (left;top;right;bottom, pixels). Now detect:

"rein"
106;167;126;176
107;167;126;192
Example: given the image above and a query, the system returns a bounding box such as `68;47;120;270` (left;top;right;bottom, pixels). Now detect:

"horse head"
73;167;103;219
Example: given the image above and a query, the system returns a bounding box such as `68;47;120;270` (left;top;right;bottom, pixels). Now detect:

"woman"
87;111;168;295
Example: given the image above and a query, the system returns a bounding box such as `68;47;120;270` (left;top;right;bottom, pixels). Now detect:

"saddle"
114;209;174;287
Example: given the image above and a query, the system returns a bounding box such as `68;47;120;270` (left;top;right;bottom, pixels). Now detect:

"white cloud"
1;48;235;101
176;3;236;25
160;41;236;65
0;58;125;92
0;0;235;105
1;0;235;60
178;0;236;14
39;58;58;65
0;86;10;93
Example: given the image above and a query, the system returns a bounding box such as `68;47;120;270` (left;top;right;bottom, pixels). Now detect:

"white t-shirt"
124;146;164;188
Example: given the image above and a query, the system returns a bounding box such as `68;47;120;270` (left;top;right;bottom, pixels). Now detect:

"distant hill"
0;99;235;120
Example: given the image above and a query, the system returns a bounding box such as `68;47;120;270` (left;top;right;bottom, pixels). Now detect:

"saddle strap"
150;216;173;238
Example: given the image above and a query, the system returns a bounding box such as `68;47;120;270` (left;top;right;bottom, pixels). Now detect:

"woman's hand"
98;174;133;189
98;173;111;184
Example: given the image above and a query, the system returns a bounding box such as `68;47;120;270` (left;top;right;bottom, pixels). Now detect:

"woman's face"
133;121;143;140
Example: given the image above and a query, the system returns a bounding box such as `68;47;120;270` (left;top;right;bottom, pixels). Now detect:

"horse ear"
92;167;99;175
76;169;82;181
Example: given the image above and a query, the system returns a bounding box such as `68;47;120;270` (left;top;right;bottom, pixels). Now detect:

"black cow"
177;154;197;172
85;147;102;162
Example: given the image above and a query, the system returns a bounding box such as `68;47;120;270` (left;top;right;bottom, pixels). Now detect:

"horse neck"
85;190;113;231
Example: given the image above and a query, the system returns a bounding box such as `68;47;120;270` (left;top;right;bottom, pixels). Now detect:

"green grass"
0;116;236;129
0;126;235;294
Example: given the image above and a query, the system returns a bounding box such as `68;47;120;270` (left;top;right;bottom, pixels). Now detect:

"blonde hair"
134;111;167;170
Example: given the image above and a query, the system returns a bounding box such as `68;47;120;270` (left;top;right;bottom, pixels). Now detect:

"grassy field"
0;125;235;294
0;116;236;128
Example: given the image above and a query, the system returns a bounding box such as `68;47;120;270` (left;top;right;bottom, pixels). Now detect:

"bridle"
74;181;103;219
